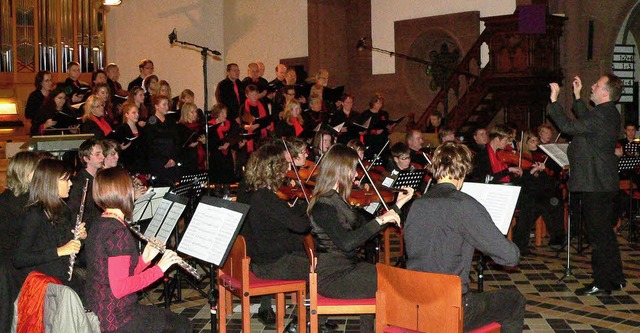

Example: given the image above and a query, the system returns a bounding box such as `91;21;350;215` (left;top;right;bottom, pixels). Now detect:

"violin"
496;150;533;170
277;184;312;201
349;185;395;207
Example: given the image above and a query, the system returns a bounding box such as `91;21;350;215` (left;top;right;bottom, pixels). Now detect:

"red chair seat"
316;294;376;306
220;272;305;291
465;322;502;333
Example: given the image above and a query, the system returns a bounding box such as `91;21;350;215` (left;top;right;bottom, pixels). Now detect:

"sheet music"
539;143;569;168
144;199;171;238
178;204;244;265
460;182;521;234
143;192;188;243
154;202;186;243
133;187;170;222
132;188;155;222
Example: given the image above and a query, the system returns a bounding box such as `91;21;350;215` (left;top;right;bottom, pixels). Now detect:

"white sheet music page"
178;204;244;265
132;189;155;222
539;143;570;168
460;182;521;234
153;202;187;244
144;198;171;238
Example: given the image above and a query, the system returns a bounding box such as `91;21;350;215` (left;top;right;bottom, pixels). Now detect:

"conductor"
548;75;626;295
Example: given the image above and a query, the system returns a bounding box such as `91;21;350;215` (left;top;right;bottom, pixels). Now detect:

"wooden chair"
303;235;376;333
376;263;501;333
217;235;306;333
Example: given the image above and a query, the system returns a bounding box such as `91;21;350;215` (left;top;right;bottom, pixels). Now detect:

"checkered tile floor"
141;234;640;332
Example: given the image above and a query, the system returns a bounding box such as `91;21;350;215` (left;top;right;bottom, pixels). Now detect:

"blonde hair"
82;94;104;121
280;100;304;126
7;151;40;195
308;144;358;214
244;143;287;191
179;102;198;124
431;142;474;181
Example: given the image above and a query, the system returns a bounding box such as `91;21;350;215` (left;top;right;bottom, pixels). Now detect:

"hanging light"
103;0;121;5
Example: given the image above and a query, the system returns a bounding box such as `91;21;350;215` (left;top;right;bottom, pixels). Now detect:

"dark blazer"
548;99;620;192
215;77;245;122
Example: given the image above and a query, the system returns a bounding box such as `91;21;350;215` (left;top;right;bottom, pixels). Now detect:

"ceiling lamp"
103;0;121;5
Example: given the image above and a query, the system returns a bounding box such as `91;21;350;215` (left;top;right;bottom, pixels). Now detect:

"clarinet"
126;224;201;279
68;178;89;281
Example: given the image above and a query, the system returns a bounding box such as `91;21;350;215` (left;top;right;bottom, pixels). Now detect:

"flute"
68;178;89;281
125;224;201;279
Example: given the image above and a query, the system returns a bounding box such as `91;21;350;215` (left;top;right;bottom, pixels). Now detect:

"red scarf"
90;114;113;136
185;122;206;169
17;271;62;333
291;117;303;137
487;145;510;183
212;119;231;155
244;100;269;152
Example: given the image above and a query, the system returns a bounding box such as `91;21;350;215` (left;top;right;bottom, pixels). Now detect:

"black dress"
209;120;236;184
0;190;28;332
144;115;180;186
12;205;84;295
113;123;148;174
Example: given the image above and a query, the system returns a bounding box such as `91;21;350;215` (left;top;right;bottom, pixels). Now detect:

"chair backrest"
376;263;463;333
218;235;250;291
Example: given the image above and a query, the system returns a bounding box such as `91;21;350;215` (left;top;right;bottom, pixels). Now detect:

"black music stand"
178;196;250;333
159;174;210;306
391;169;427;191
617;155;640;242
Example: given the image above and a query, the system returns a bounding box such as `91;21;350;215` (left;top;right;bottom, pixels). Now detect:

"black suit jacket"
548;99;619;192
215;78;245;122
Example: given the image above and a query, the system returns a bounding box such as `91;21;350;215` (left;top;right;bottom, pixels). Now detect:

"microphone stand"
356;38;476;128
169;29;221;192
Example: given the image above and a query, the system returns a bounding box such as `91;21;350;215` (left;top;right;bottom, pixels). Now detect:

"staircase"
412;9;567;135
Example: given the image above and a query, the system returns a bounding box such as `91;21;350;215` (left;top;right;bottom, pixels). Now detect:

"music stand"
178;196;250;333
391;169;427;191
617;155;640;242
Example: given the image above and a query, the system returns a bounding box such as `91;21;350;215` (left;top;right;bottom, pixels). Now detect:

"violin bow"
421;152;432;166
358;139;390;183
281;138;310;204
519;131;524;168
356;157;391;212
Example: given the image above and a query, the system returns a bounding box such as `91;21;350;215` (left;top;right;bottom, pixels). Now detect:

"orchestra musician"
470;124;553;255
68;138;105;231
307;144;413;332
85;167;192;333
406;129;430;167
404;142;525;332
237;141;310;325
12;159;87;297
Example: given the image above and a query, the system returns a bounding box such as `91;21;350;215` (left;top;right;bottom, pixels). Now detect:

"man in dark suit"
549;74;625;296
215;63;245;125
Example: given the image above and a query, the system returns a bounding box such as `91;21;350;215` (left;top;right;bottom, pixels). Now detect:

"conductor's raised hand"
573;76;582;99
549;83;560;103
157;250;180;272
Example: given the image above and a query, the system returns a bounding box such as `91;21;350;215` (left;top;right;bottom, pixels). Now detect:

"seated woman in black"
85;167;192;333
0;152;43;332
307;144;413;332
31;86;78;136
25;70;53;133
12;158;86;296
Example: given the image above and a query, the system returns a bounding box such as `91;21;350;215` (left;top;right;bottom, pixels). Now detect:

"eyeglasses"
399;156;410;161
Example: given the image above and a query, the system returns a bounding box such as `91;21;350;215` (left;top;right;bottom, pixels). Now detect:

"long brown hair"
27;159;72;221
7;151;40;196
307;144;358;214
93;168;134;220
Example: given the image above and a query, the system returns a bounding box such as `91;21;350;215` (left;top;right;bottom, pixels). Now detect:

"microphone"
168;29;177;44
356;37;366;51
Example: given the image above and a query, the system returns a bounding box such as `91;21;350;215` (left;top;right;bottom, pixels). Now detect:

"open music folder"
178;196;249;266
143;192;189;244
460;182;521;235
